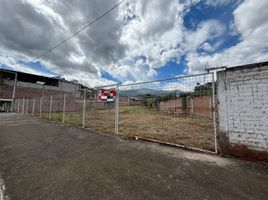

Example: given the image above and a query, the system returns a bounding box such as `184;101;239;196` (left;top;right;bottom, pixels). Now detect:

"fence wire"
118;73;215;151
85;86;116;134
13;73;217;152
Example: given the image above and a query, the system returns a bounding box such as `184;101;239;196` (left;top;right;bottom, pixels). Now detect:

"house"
0;69;85;112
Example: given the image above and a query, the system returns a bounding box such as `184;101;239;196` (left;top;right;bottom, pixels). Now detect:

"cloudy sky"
0;0;267;87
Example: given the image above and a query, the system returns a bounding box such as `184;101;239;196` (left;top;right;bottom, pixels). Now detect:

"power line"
32;0;126;62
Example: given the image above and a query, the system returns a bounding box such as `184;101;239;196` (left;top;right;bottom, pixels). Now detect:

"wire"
32;0;126;62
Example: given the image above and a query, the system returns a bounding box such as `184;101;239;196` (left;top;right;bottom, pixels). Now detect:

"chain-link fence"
13;72;217;153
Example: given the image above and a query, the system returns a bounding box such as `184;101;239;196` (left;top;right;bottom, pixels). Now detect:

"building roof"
0;68;83;87
226;61;268;71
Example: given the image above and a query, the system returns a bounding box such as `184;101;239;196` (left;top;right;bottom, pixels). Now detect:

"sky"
0;0;267;87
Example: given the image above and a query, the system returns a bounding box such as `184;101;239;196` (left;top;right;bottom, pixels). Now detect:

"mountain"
119;88;182;97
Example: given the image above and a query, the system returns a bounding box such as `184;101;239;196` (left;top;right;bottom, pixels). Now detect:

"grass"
45;105;215;151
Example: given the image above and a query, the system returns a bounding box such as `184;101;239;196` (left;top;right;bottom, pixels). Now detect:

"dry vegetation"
42;105;215;151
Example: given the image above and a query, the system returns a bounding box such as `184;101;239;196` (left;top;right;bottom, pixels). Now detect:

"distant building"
0;69;86;112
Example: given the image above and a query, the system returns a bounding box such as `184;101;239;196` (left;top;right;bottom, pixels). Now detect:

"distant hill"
119;88;182;97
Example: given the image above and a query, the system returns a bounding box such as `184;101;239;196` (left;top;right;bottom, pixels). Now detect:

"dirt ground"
48;106;215;151
0;113;267;200
118;106;214;151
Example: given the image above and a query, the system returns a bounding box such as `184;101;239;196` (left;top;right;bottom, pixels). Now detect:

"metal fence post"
26;99;29;114
212;72;218;154
115;85;119;134
49;96;53;120
22;98;25;114
17;99;20;113
82;89;86;128
15;99;18;112
39;97;43;118
32;99;35;116
63;94;66;123
191;97;194;115
14;99;17;113
11;72;17;112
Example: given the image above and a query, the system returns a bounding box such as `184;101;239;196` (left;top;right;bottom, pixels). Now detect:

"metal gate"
14;72;217;153
117;73;217;153
84;85;117;134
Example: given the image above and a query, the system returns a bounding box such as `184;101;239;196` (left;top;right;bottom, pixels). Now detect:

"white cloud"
63;71;115;88
205;0;238;7
162;74;213;92
0;0;267;87
201;42;215;52
0;55;54;77
162;81;195;92
119;0;185;69
146;68;157;78
184;20;225;52
186;0;268;72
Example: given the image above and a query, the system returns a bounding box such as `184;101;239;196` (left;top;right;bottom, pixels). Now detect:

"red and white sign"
98;88;116;102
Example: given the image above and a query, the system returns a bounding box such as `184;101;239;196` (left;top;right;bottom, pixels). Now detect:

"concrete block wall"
217;62;268;161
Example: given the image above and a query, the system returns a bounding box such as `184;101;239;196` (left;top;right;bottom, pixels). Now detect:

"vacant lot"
46;105;215;151
0;113;267;200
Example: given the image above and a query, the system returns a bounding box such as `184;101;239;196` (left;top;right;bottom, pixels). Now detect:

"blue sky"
0;0;267;86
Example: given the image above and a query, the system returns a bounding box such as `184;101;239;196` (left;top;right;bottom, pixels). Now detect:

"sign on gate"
98;88;116;102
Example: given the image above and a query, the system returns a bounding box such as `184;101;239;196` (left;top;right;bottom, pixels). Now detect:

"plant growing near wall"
194;82;216;96
139;94;157;108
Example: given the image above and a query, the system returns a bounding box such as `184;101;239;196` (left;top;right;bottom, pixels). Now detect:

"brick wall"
158;98;184;115
158;96;212;117
217;63;268;159
1;80;83;113
14;93;80;113
9;86;66;99
189;96;212;118
119;96;141;106
0;84;13;99
1;80;81;99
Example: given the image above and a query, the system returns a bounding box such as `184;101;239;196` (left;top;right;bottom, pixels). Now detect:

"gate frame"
117;72;218;154
97;72;218;154
16;72;218;154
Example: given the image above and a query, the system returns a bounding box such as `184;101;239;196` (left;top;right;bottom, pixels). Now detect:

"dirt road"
0;113;267;200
